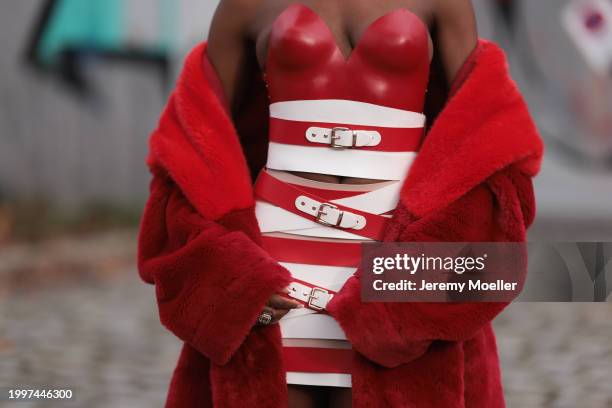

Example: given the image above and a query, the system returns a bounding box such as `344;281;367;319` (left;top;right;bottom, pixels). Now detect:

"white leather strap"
294;196;366;230
332;182;401;214
270;99;426;128
256;201;368;239
287;281;334;311
280;262;355;293
306;127;381;148
266;142;417;181
256;180;401;239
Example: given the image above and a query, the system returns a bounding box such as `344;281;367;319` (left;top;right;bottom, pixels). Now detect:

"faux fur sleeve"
327;166;533;368
137;174;292;366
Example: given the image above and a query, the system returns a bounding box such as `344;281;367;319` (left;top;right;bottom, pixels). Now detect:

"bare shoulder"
432;0;478;42
209;0;266;45
207;0;266;112
213;0;264;27
433;0;476;18
431;0;478;82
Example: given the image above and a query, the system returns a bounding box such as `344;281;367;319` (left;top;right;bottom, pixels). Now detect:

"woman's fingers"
265;305;289;323
270;307;290;323
267;293;303;310
255;293;304;327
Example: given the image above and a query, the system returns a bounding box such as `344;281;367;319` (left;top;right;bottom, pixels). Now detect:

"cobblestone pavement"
0;272;180;408
495;302;612;408
1;265;611;407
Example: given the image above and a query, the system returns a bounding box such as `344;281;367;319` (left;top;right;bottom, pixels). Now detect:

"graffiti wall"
0;0;216;210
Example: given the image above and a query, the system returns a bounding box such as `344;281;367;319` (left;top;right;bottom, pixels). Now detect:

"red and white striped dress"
254;3;431;387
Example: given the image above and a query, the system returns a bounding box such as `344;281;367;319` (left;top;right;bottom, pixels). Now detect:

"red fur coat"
138;40;543;407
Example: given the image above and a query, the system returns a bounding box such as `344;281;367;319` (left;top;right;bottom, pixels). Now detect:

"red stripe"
291;184;369;201
270;118;423;152
255;170;389;241
262;235;362;267
283;347;354;374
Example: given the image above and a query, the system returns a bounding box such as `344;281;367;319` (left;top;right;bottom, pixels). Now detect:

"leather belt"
266;99;425;180
269;99;426;128
287;278;336;311
266;143;417;181
269;118;423;151
308;126;381;148
261;236;362;267
255;170;390;241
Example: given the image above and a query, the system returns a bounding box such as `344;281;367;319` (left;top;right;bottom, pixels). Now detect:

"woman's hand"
255;290;303;326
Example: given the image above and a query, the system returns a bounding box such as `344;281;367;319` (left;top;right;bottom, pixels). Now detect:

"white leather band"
331;182;402;214
270;99;426;128
256;180;401;239
257;202;370;240
286;372;352;388
294;196;366;230
280;262;355;293
305;127;381;148
266;142;417;181
287;281;334;310
278;263;355;341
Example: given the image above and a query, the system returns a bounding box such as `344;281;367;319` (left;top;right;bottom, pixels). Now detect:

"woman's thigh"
288;384;328;408
329;387;352;408
287;385;352;408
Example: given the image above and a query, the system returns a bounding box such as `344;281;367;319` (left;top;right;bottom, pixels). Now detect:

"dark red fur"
138;40;543;407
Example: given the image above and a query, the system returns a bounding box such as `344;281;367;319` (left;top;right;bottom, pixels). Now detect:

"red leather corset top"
264;3;431;111
262;4;432;181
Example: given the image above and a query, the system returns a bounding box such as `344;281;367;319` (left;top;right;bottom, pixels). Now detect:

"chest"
253;0;434;71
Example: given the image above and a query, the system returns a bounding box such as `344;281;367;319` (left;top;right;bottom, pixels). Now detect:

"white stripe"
286;372;352;388
266;142;417;181
280;262;356;291
256;201;368;239
280;312;348;340
270;99;426;128
332;182;401;214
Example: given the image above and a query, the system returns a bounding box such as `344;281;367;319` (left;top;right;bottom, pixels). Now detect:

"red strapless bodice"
264;4;431;112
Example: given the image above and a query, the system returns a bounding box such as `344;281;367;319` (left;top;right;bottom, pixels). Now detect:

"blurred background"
0;0;611;407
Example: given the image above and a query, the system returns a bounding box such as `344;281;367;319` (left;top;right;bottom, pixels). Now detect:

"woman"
138;1;543;407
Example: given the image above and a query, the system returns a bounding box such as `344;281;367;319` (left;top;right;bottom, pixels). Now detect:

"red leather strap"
283;347;354;374
270;118;423;152
292;184;370;201
262;236;362;267
255;171;389;241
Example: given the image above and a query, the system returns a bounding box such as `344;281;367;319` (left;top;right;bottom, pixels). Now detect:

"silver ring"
257;311;273;325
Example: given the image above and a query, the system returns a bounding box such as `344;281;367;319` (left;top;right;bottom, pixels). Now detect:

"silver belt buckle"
330;127;356;149
315;202;343;227
307;287;330;311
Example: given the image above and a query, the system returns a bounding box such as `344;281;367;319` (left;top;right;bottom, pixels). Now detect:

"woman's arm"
328;167;533;368
137;2;300;365
138;172;294;365
434;0;478;84
207;0;261;115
